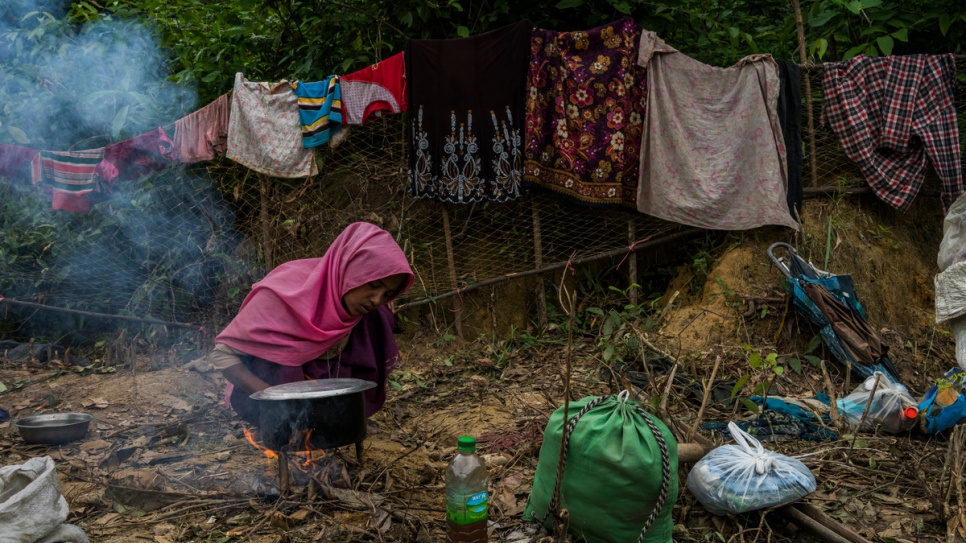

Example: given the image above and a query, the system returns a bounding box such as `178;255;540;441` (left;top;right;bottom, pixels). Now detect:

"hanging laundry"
0;143;39;184
523;18;646;208
174;93;230;163
226;73;318;178
407;21;531;203
34;148;106;213
635;31;797;231
95;127;174;187
822;54;962;214
777;61;804;220
342;52;407;125
291;76;343;148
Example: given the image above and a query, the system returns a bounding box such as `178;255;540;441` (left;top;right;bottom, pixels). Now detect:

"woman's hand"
223;363;271;395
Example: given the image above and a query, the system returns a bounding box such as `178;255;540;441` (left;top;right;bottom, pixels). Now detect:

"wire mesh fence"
1;59;964;339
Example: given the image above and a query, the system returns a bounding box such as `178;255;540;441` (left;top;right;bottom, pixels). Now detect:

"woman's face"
342;274;408;317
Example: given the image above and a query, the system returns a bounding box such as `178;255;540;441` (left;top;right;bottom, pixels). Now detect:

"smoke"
0;0;197;149
0;1;248;341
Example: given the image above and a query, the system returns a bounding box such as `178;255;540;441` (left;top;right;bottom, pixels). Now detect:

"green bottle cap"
457;436;476;452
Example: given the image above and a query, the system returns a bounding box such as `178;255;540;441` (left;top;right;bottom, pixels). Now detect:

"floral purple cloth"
635;31;798;230
522;18;646;208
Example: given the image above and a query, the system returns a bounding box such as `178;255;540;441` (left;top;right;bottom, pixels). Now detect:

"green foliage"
0;4;195;149
805;0;965;61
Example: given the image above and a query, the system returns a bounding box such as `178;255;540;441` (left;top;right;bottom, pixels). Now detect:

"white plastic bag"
687;422;816;515
938;194;966;272
836;372;918;433
0;456;89;543
952;316;966;370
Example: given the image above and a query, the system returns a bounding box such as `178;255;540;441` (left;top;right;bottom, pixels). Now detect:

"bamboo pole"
0;297;200;329
627;218;638;305
791;0;819;187
259;174;274;271
441;206;463;338
531;196;548;329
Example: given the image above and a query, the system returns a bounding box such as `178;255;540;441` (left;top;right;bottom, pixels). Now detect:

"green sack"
523;393;679;543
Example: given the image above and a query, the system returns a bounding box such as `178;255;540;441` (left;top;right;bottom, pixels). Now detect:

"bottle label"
446;490;488;524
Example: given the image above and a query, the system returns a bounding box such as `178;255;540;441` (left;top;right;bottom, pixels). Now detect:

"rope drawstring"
534;393;671;543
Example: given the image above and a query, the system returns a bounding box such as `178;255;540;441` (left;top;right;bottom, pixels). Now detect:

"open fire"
243;427;328;494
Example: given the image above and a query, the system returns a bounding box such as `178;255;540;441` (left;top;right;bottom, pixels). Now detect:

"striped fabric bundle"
34;149;106;213
291;76;343;148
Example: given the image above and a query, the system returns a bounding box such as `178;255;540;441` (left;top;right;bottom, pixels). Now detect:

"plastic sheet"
687;422;816;515
939;194;966;272
837;372;919;433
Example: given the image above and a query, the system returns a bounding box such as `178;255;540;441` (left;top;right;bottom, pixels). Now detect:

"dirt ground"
1;192;963;543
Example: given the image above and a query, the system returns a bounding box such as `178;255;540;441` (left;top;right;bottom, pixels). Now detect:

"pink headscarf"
215;222;414;365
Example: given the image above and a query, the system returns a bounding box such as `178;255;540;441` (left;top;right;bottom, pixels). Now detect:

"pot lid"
249;378;376;401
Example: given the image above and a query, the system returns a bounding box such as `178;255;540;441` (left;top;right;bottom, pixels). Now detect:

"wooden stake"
441;206;462;338
531;196;548;329
821;360;841;424
259;174;274;271
628;218;639;305
687;355;721;442
791;0;819;187
278;451;290;495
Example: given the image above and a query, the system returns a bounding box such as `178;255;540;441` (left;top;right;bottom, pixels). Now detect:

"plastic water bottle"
446;436;489;543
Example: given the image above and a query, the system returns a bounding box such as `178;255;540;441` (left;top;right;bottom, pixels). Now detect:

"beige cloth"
636;31;797;230
209;343;246;371
226;73;318;178
209;336;350;371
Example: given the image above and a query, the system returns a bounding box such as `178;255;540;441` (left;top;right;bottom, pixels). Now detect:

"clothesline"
1;19;961;227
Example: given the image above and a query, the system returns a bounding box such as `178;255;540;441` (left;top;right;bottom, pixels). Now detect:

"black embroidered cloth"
406;21;531;203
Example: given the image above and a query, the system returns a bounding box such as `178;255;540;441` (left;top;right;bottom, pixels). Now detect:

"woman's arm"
223;363;271;395
211;343;271;395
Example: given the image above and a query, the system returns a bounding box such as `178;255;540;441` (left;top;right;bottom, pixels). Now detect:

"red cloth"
95;127;174;188
823;54;962;213
215;222;414;366
341;52;407;125
0;143;39;184
174;93;230;163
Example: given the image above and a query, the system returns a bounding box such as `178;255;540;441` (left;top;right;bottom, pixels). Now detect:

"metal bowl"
14;413;94;445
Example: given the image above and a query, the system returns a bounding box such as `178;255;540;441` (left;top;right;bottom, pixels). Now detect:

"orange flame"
242;427;324;470
243;427;278;460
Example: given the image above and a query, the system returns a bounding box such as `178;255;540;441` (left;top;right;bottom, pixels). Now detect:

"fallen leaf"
289;509;311;521
502;472;524;488
80;440;111;453
160;396;190;412
82;397;109;409
95;512;122;526
483;454;508;467
495;487;523;516
370;506;392;533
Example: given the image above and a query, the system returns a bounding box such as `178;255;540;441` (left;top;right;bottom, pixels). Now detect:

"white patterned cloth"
226;73;318;178
635;32;797;230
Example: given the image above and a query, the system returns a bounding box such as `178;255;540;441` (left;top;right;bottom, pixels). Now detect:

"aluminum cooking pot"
250;378;375;451
14;413;94;444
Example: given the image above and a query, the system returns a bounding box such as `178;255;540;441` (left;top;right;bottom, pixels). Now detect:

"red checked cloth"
822;54;962;214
